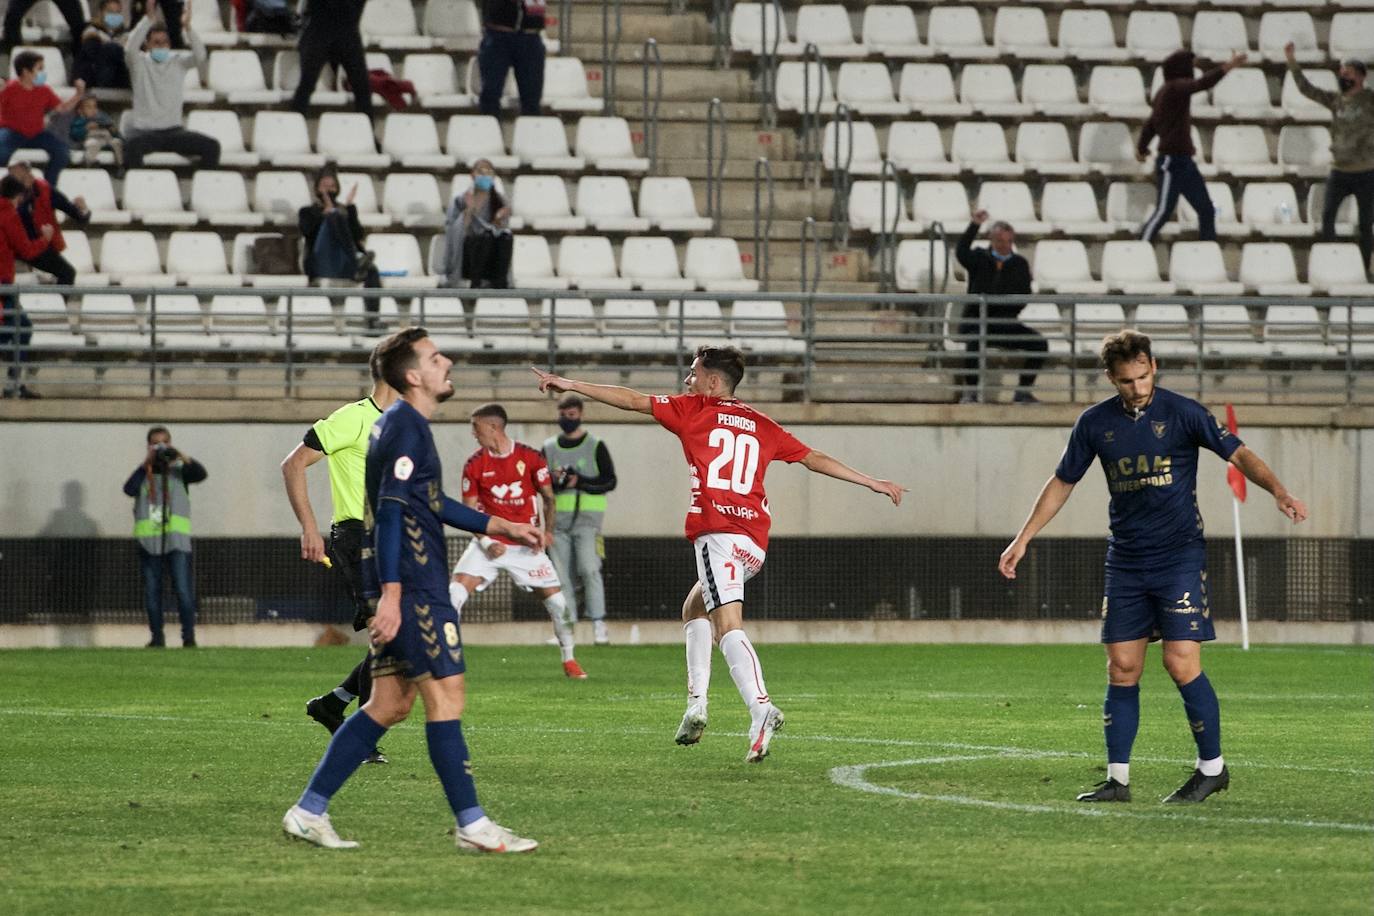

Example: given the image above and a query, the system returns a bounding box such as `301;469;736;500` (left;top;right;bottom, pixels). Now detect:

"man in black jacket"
478;0;545;116
291;0;371;119
954;210;1045;404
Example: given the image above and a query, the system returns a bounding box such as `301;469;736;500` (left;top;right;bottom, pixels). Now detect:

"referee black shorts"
329;520;374;631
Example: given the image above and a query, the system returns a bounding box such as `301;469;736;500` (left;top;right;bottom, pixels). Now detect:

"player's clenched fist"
370;588;402;644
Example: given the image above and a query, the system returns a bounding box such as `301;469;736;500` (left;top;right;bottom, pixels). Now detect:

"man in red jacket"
1;174;54;398
8;160;88;286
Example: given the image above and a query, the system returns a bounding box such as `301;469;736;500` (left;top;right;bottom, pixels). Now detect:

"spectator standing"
0;0;87;55
74;0;133;89
123;425;207;648
1137;50;1246;242
478;0;546;117
1286;42;1374;273
954;210;1045;404
0;52;84;183
123;0;220;170
8;160;88;286
0;173;53;398
290;0;371;119
298;168;379;288
437;159;512;288
542;394;617;646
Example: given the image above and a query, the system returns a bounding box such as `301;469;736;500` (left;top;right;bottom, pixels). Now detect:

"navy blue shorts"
1101;562;1215;644
371;590;466;681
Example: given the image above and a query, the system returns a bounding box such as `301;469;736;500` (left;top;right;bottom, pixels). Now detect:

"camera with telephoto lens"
555;466;575;488
150;443;181;471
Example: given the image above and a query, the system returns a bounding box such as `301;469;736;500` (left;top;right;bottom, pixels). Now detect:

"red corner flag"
1225;404;1246;502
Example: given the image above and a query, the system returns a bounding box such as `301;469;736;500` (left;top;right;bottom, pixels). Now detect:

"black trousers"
1140;154;1214;242
462;232;513;288
329;519;373;631
477;29;545;116
1322;168;1374;273
73;38;131;89
292;28;372;118
1;0;85;50
125;128;220;169
26;245;75;286
1;295;32;385
958;318;1048;392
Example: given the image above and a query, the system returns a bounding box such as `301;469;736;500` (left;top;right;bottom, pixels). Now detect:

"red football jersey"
650;394;811;549
460;441;551;545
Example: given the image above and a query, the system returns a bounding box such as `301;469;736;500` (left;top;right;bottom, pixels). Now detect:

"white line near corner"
828;755;1374;834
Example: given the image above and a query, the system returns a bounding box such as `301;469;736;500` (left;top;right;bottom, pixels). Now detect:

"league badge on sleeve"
394;456;415;480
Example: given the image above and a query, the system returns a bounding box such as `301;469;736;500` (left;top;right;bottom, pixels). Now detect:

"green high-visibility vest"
543;432;608;516
133;469;194;553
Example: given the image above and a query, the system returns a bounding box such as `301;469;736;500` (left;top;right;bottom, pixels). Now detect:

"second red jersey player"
461;441;551;545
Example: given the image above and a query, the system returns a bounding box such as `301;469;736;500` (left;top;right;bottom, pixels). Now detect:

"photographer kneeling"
123;425;208;647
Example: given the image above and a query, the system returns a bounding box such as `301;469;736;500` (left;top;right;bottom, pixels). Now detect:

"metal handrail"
753;156;775;291
601;0;623;116
706;96;727;234
641;38;663;174
877;159;900;292
829;102;853;249
758;0;783;129
799;43;822;193
800;215;822;294
711;0;728;69
927;219;949;294
558;0;571;54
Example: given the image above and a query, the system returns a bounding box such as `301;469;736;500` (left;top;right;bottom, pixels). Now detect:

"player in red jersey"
449;402;588;679
534;346;905;761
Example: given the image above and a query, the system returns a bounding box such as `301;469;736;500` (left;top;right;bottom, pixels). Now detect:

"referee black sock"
338;657;370;708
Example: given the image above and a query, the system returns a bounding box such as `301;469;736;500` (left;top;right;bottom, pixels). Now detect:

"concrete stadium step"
717;185;831;220
564;12;712;46
719;218;841;241
570;42;718;66
597;65;753;102
658;159;810;182
617;100;766;124
652;123;794;159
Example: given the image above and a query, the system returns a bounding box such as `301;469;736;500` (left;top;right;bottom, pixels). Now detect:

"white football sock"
718;629;770;721
448;581;470;622
1107;763;1130;785
544;592;575;662
1197;756;1225;777
683;618;712;706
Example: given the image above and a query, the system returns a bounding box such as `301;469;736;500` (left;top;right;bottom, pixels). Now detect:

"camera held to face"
150;443;181;470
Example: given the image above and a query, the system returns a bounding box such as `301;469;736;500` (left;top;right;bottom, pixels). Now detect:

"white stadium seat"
861;6;929;59
447;115;519;170
1057;10;1129;63
253;171;312;225
1087;66;1151;120
836;62;906;116
538;298;604;353
365;233;430;287
252;112;325;169
122;169;197;226
1177;182;1246;238
59;231;108;285
993;8;1061;60
1105;182;1161;232
543;58;602;112
556;236;635;290
1212;69;1281;121
637;177;713;232
1078;122;1145;177
99;230;167;286
1307;243;1374;296
1211;125;1281;179
848;181;919;234
926;6;992;59
1101;240;1175;295
512;116;585;171
822;119;882;175
1169;242;1245;296
887;121;959;175
1069;304;1127;353
1021;65;1090;118
576;176;650;233
166;232;235;286
403;54;472;108
1124;11;1182;63
1199;304;1265;358
666;299;727;347
511;175;586;232
619;237;696;292
361;0;434;49
338;172;390;229
1031;240;1107;294
1258;12;1321;63
775;60;834;114
208;50;276;105
1240;243;1313;297
190;171;263;227
910;180;971;231
423;0;483;50
684;238;760;293
575;117;649;172
974;182;1049;235
1190;12;1255;61
317;112;392;168
1014;122;1087;176
1134;304;1195;357
382;113;456;170
1329;13;1374;64
894;239;952;292
1278;125;1334;178
57;169;129;224
950;122;1022;176
732;300;804;356
795;5;866;58
960;64;1031;118
13;45;66;86
382;173;445;227
512;236;567;289
1264;304;1331;357
730;3;801;56
272;50;346;108
1240;183;1309;237
897;64;970;117
604;299;673;353
1283;70;1339;122
185;110;260;167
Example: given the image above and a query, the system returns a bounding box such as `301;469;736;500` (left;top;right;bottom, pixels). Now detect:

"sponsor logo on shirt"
712;501;759;520
489;482;525;500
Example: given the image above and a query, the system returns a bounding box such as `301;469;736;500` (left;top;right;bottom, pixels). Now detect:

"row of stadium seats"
779;61;1339;121
17;45;598;112
822;120;1334;177
848;179;1357;237
894;239;1374;296
733;4;1373;62
55;170;709;232
18;293;803;356
29;231;761;293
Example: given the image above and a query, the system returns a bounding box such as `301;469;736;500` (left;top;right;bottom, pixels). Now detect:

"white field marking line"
828;755;1374;834
607;692;823;703
1221;646;1374;657
5;708;1372;777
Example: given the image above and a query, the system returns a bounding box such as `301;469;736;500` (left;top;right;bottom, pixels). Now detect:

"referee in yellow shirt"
281;346;397;763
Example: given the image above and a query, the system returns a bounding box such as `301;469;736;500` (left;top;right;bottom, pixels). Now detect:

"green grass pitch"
3;643;1371;915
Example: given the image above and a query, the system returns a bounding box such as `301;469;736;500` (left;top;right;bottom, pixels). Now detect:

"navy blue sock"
425;720;485;827
1177;672;1222;761
1104;683;1140;765
298;710;388;815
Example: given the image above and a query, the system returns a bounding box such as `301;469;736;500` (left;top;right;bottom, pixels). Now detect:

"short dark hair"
694;345;745;392
145;24;169;44
12;51;41;77
1344;58;1369;76
374;326;429;394
0;175;27;200
1099;329;1154;372
990;220;1015;236
146;425;170;444
367;339;383;383
471;403;508;425
557;394;583;411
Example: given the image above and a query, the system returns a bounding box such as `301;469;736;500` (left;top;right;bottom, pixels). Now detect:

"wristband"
478;536;495;551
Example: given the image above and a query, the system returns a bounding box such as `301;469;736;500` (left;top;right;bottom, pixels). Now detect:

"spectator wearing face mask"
74;0;134;89
436;160;513;289
0;52;85;184
954;209;1044;405
123;0;220;171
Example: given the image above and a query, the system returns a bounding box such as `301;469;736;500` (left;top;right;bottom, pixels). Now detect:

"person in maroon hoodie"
8;160;89;286
1138;50;1247;242
1;173;55;398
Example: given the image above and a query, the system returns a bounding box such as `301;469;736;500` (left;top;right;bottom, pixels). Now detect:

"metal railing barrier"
641;37;663;174
753;156;775;290
705;96;727;234
829;102;853;248
601;0;623;115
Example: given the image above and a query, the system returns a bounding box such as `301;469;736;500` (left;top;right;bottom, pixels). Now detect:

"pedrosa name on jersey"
712;501;759;520
717;413;756;432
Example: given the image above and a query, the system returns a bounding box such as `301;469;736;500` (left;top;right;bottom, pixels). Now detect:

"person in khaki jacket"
1287;41;1374;273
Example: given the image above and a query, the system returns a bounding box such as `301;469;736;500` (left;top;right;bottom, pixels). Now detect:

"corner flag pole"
1225;404;1250;651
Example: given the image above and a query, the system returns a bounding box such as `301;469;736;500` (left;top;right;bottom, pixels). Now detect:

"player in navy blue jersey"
999;330;1308;804
283;327;544;854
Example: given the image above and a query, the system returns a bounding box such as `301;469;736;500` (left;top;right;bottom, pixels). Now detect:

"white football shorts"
453;540;562;592
693;533;766;612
